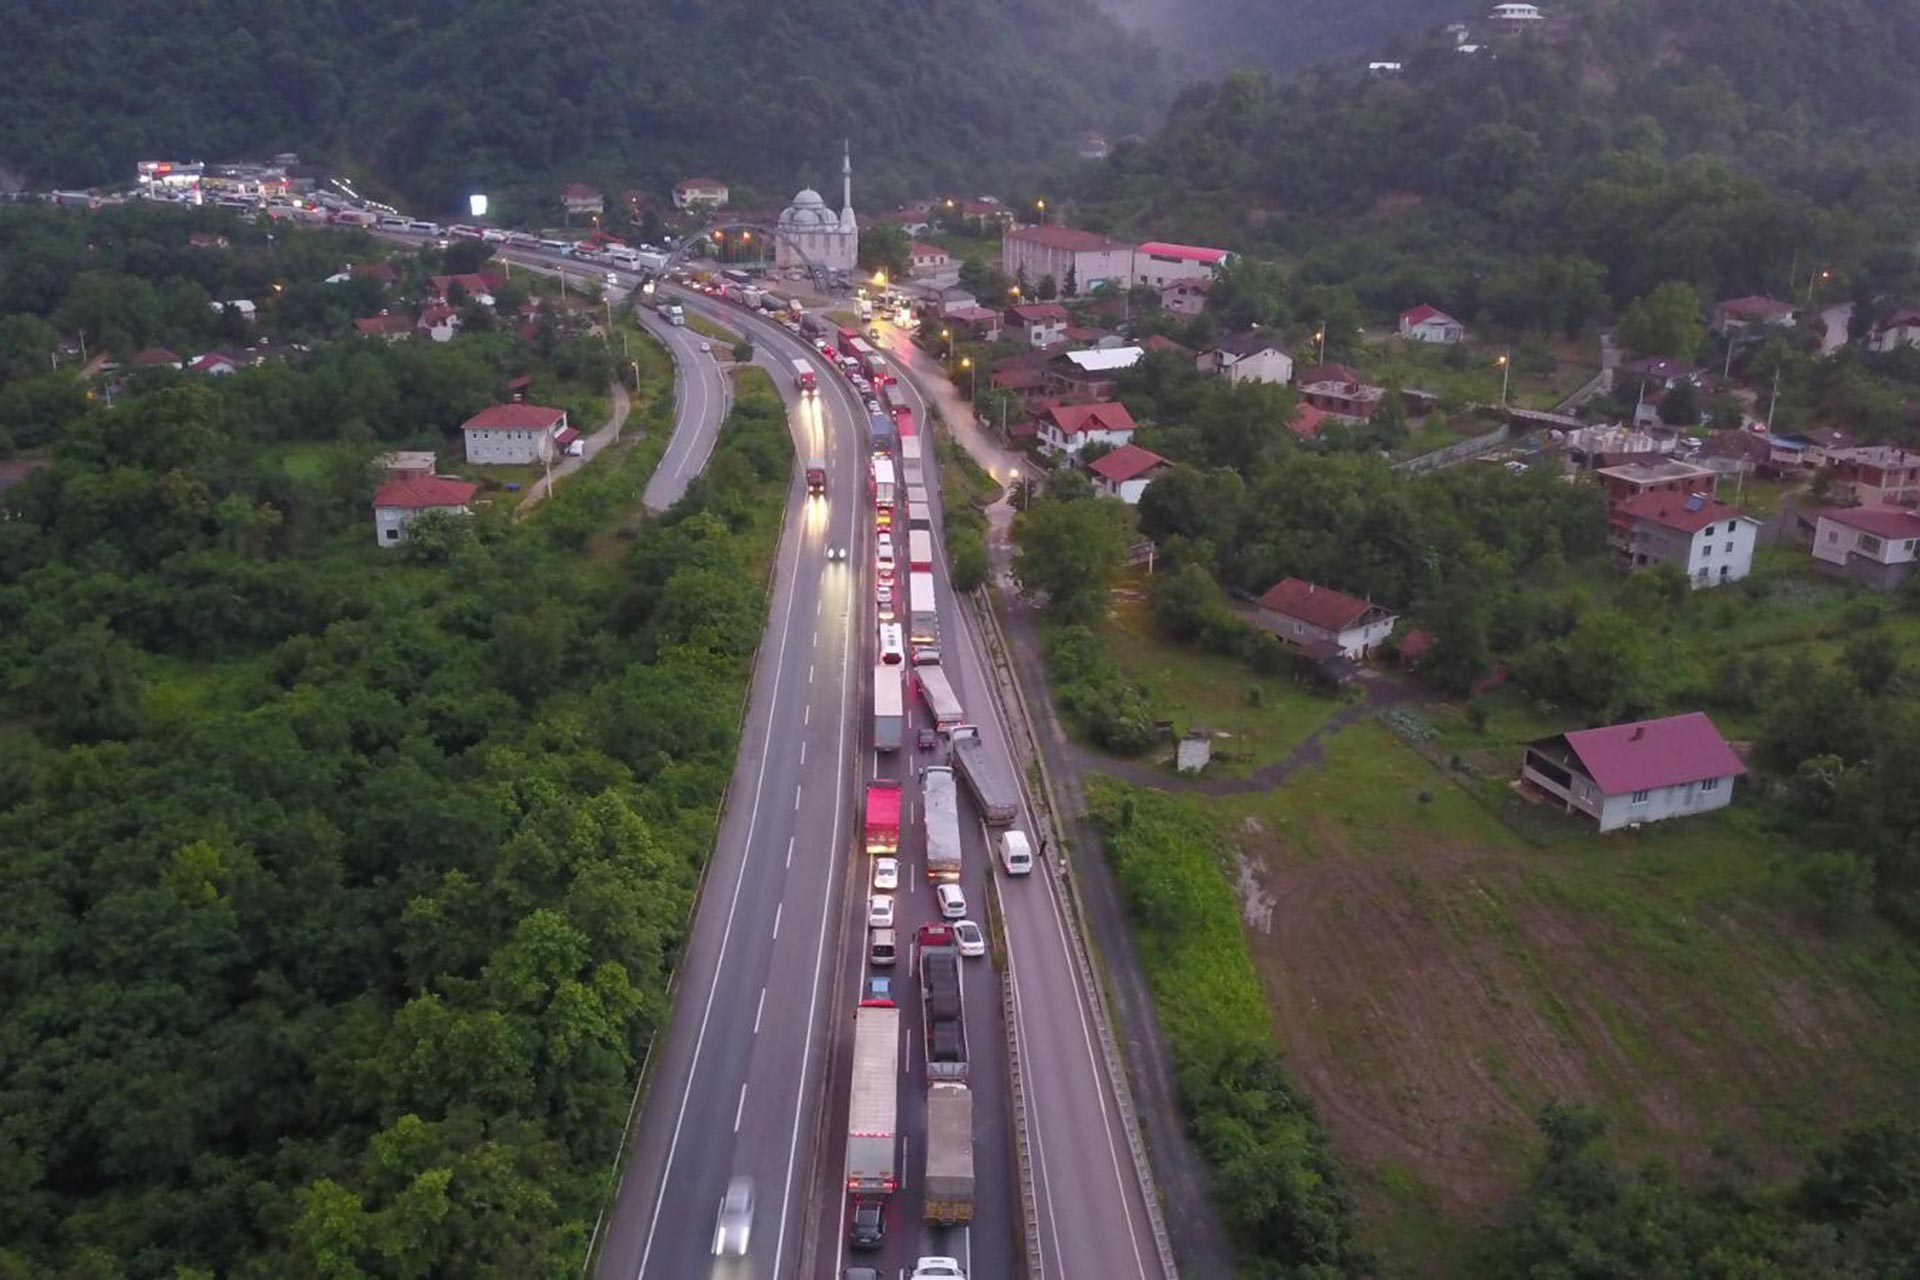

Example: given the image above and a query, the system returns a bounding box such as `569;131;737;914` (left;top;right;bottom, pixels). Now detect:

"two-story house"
1809;505;1920;590
1255;577;1397;659
462;403;569;466
1004;303;1070;349
1521;712;1744;833
1037;401;1138;456
672;177;729;210
1612;491;1758;587
1200;332;1294;386
1828;445;1920;507
372;474;479;547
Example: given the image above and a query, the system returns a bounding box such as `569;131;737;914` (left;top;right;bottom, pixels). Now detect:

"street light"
941;327;951;358
1036;198;1047;223
961;355;976;401
1496;350;1511;405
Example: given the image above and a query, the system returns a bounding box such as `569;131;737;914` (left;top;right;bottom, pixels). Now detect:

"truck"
915;664;963;731
908;528;934;572
873;664;903;752
805;456;827;497
924;1083;976;1225
846;1004;900;1194
908;571;939;648
907;502;933;533
864;781;901;855
892;404;916;441
919;925;968;1078
870;456;896;509
868;413;894;453
923;766;962;882
949;725;1018;825
665;302;685;326
791;357;817;394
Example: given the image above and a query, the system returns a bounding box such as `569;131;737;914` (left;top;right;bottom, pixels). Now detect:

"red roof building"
372;475;480;548
1398;304;1465;344
462;403;570;466
1002;225;1136;295
1713;295;1795;333
1611;491;1760;587
1255;577;1398;659
1132;240;1231;289
1810;504;1920;590
1523;712;1744;831
1086;444;1169;503
132;346;181;368
1287;403;1333;439
1037;401;1138;454
354;312;416;339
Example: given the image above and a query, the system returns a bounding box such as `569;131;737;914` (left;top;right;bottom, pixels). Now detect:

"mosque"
775;143;859;276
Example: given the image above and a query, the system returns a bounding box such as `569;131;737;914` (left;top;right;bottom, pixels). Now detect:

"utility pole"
1765;367;1781;433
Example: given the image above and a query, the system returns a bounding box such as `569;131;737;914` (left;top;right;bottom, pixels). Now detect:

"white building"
461;403;570;466
672;177;729;210
1036;401;1138;456
1809;505;1920;591
1004;303;1069;349
1130;241;1229;289
1255;577;1397;659
1868;309;1920;353
1489;3;1543;22
1087;444;1169;505
775;144;858;276
1522;712;1745;833
1001;225;1135;294
1200;333;1293;386
1612;491;1758;588
373;475;479;547
1398;304;1466;344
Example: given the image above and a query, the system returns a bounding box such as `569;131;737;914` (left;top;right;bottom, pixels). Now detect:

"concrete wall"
465;427;555;466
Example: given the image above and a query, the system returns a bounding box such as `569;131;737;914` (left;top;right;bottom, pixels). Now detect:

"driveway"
514;378;631;516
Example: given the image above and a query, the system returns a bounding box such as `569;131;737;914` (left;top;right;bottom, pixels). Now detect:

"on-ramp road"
639;306;732;511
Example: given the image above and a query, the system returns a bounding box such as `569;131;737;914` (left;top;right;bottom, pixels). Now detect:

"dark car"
862;974;894;1006
917;727;938;752
844;1269;881;1280
849;1197;886;1251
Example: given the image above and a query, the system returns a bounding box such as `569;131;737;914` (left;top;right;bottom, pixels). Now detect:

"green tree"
1618;281;1706;358
1012;492;1129;623
1037;273;1058;301
858;223;910;281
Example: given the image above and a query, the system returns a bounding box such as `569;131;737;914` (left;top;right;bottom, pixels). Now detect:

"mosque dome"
779;188;839;229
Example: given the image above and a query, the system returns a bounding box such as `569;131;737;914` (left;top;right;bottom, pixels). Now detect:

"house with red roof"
1131;241;1231;288
1612;490;1758;587
672;177;729;210
462;403;570;466
1398;304;1465;345
1287;403;1333;439
1255;577;1398;658
373;474;481;548
561;182;604;218
131;346;182;369
188;351;243;376
1809;505;1920;590
417;305;460;343
1087;444;1170;504
354;311;417;340
909;242;952;276
1712;295;1795;335
1827;445;1920;508
1867;308;1920;353
1037;401;1137;456
1004;303;1070;349
1001;225;1135;294
1521;712;1745;832
428;273;504;307
352;261;399;286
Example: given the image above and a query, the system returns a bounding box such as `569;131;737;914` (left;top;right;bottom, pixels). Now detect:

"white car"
912;1259;966;1280
875;584;896;621
935;883;966;920
953;919;985;958
873;857;900;891
868;894;895;928
712;1177;753;1256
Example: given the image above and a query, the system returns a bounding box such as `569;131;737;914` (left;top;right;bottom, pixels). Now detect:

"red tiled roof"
1288;404;1333;438
1042;401;1137;437
1136;241;1229;265
910;241;948;257
1397;628;1435;660
1141;334;1195;358
463;403;566;432
1007;303;1070;323
1882;308;1920;328
1558;712;1745;795
373;475;479;510
1087;444;1168;485
352;262;398;283
1297;361;1364;387
674;177;726;191
1257;577;1380;632
188;351;242;373
1007;225;1132;253
430;273;498;297
418;305;457;326
1399;304;1456;327
1717;295;1793;321
561;182;602;199
1615;491;1749;534
1814;505;1920;540
355;313;416;335
132;346;180;366
552;427;581;447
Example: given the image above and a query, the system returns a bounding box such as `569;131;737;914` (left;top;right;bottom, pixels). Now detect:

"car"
862;974;894;1005
606;271;620;286
917;922;954;949
935;883;966;920
999;828;1034;875
868;326;882;341
867;894;895;928
911;646;942;667
875;585;895;620
699;341;712;353
911;1258;966;1279
876;532;895;557
828;545;847;562
952;919;986;957
872;856;900;891
879;625;905;666
917;727;938;752
865;397;882;415
844;1269;881;1280
712;1177;753;1256
848;1196;886;1251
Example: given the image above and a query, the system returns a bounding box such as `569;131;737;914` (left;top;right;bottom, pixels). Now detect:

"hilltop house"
1086;444;1169;505
1398;304;1465;344
1522;712;1743;832
1611;491;1758;587
1809;505;1920;590
1255;577;1397;659
461;403;570;466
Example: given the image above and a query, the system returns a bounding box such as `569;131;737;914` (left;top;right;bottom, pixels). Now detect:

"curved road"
638;307;732;511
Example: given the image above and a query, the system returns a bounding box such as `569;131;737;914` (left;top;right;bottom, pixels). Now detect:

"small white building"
1255;577;1397;659
1004;303;1070;349
1398;304;1466;345
1868;309;1920;353
1809;505;1920;591
1522;712;1745;833
1201;333;1294;386
461;403;570;466
909;242;952;276
373;474;479;547
1612;491;1758;588
212;299;257;322
1130;241;1230;289
672;177;729;210
418;305;460;343
1489;2;1543;22
1086;444;1170;505
1036;401;1138;456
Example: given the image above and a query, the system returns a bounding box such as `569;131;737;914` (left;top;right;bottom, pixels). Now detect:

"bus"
790;358;817;394
722;268;753;286
838;327;863;358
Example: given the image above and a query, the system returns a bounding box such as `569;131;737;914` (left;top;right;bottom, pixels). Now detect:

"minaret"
841;139;853;216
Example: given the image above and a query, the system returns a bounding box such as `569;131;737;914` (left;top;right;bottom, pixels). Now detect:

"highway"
638;306;731;511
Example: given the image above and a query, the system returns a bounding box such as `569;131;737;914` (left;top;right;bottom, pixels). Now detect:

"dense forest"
0;0;1165;215
1091;0;1478;76
0;207;798;1275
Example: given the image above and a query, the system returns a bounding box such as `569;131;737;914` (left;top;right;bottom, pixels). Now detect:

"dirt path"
515;379;632;517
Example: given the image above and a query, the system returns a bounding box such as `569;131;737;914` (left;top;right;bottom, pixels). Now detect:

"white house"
909;242;952;276
1868;309;1920;353
1489;2;1543;22
1001;225;1135;294
461;403;569;466
418;305;460;343
1201;332;1294;386
212;299;257;322
1004;303;1069;349
1130;241;1230;289
1809;505;1920;591
1086;444;1170;505
373;475;479;547
1522;712;1745;833
672;177;729;210
1255;577;1397;659
1612;491;1758;588
1398;304;1466;344
1037;401;1137;456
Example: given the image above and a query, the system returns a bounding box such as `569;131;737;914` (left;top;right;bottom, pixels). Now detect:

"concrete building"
1037;401;1138;456
909;242;952;276
1131;241;1229;289
1712;295;1795;334
1255;577;1397;659
1398;304;1466;344
1867;309;1920;353
1200;332;1293;386
561;183;604;218
373;474;479;547
1001;225;1135;294
1809;505;1920;590
1160;278;1211;317
672;177;729;210
1295;362;1385;420
1004;303;1070;349
775;143;859;276
1086;443;1170;504
1828;445;1920;507
1595;459;1719;507
1611;491;1758;588
1522;712;1744;833
461;403;569;466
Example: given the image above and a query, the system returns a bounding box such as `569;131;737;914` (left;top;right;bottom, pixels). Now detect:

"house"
1051;346;1143;400
187;232;229;249
1398;304;1465;345
1595;459;1719;507
1140;334;1197;363
909;242;952;276
428;273;503;307
188;351;243;376
1611;491;1759;587
1809;505;1920;590
561;182;604;217
1131;241;1230;289
1295;362;1385;420
1160;278;1211;317
372;474;480;548
1695;428;1770;478
1037;401;1138;455
131;346;182;369
1086;444;1170;504
921;286;980;317
354;311;417;340
1867;308;1920;353
352;261;399;286
941;196;1016;234
1288;403;1334;439
1200;332;1293;386
378;450;439;482
884;204;936;236
462;403;569;465
211;299;257;322
990;352;1057;399
417;305;460;343
1622;356;1706;424
672;177;729;210
1255;577;1398;659
1712;295;1795;334
1764;427;1855;475
1489;2;1544;22
1076;130;1112;160
1521;712;1744;833
1827;445;1920;507
1004;303;1070;349
1001;225;1135;295
947;306;1002;342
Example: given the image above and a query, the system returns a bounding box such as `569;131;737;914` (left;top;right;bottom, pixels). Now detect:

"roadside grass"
684;311;739;346
932;416;1001;511
1210;722;1920;1277
1388;412;1488;461
1355;332;1596;411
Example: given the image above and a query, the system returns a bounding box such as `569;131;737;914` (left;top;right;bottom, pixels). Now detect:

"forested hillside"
1091;0;1477;76
0;0;1165;213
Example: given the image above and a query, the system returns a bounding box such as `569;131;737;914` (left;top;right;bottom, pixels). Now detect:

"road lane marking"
795;783;803;811
786;836;794;868
754;987;766;1035
804;705;811;727
772;903;782;939
733;1084;747;1133
800;740;807;765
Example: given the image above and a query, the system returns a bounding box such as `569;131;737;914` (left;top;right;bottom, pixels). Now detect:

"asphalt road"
638;307;732;511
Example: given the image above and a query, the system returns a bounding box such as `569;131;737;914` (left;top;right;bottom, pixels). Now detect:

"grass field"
1355;331;1597;411
1212;722;1920;1274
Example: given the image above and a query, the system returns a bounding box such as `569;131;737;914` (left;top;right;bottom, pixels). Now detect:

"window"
1631;789;1650;805
1704;524;1716;536
1701;777;1719;792
385;528;399;541
1724;542;1733;554
1828;530;1839;542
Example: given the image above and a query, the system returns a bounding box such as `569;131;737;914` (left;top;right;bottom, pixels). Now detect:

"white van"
999;830;1034;876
